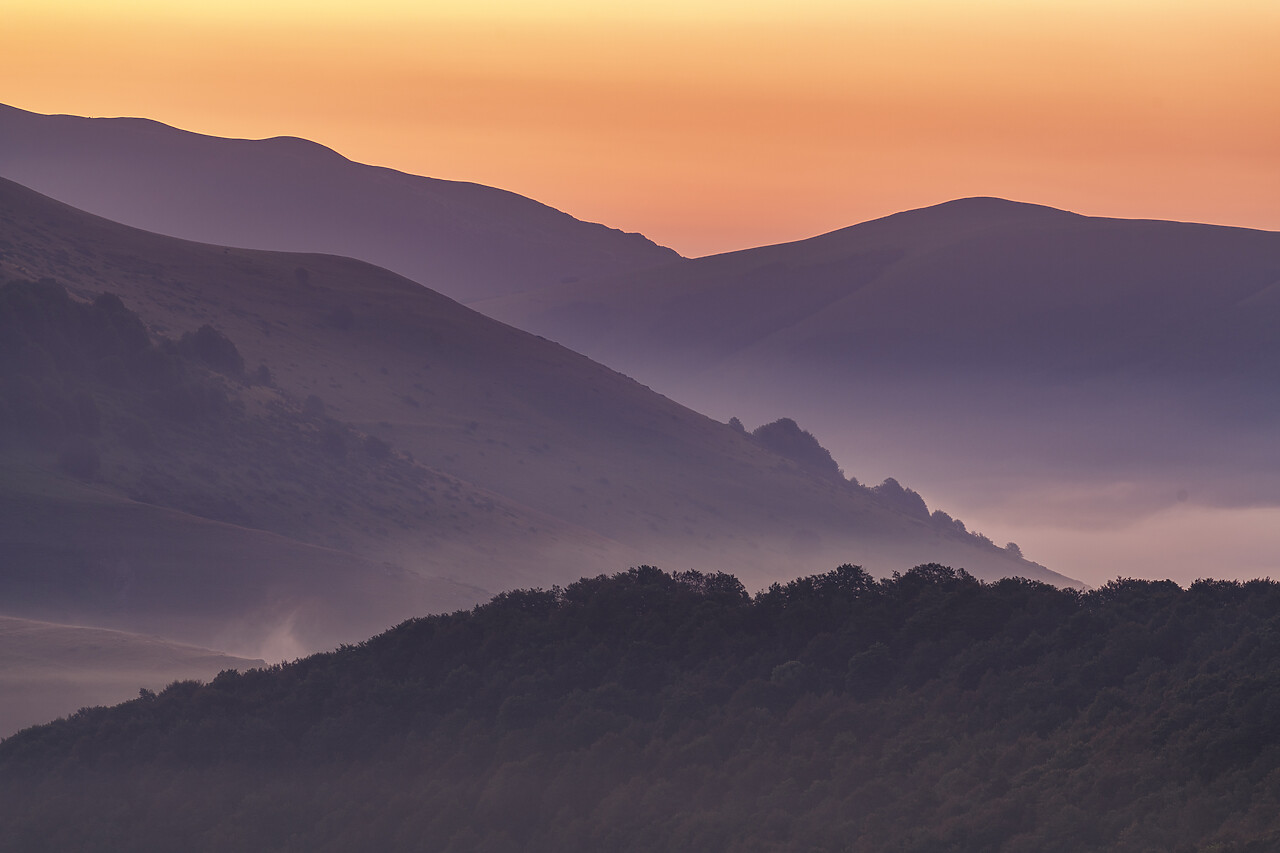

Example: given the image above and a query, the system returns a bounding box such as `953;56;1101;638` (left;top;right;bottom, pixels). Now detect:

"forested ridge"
3;565;1280;852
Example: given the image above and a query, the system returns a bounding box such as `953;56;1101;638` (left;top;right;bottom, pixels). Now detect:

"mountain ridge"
0;175;1071;594
0;103;681;302
477;198;1280;583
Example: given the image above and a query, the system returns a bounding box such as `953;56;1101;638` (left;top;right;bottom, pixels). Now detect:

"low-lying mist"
0;616;265;738
653;371;1280;588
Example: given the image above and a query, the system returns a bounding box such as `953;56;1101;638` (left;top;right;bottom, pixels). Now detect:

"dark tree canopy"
751;417;843;479
871;476;931;520
177;324;245;377
4;565;1280;853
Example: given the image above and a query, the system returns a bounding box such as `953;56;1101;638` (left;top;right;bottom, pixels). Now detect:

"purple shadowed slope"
0;103;680;303
480;199;1280;584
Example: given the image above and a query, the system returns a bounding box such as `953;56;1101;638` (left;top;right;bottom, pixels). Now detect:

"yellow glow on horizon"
3;1;1278;255
20;0;1280;22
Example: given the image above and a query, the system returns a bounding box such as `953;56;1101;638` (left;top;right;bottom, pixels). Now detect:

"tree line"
2;564;1279;852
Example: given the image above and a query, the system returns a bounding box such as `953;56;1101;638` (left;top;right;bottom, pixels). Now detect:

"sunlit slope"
0;178;1068;589
0;103;679;302
0;615;264;739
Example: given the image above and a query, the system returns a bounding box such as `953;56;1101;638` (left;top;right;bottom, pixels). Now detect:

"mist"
477;200;1280;588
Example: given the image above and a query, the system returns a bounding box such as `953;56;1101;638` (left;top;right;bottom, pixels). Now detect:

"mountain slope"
480;197;1085;372
480;198;1280;579
0;463;486;654
0;275;594;655
0;103;680;302
0;177;1069;600
482;196;1280;383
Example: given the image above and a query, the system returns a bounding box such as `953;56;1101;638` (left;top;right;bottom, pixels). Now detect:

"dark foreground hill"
0;103;680;302
3;565;1279;853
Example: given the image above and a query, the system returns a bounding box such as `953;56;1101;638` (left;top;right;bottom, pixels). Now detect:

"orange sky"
4;1;1278;256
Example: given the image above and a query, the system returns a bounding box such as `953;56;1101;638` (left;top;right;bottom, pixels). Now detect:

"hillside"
0;176;1065;598
0;103;679;302
483;196;1280;380
3;565;1278;852
0;467;484;654
0;276;561;656
480;198;1280;580
0;616;263;738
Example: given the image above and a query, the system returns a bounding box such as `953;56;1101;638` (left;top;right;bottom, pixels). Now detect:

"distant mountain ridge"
0;175;1072;628
479;197;1280;582
482;195;1280;382
0;103;680;302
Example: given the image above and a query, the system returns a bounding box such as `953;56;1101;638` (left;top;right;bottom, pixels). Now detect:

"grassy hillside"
0;177;1063;592
0;466;484;652
0;275;621;649
3;565;1278;852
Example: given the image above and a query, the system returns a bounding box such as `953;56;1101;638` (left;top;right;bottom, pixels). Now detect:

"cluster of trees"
736;415;1005;553
0;280;143;445
748;417;844;480
0;278;425;540
0;278;246;469
3;564;1280;851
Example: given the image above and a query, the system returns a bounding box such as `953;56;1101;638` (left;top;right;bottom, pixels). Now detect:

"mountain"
0;176;1073;644
0;103;680;302
479;198;1280;577
0;275;560;656
482;196;1280;402
3;566;1278;851
0;616;263;738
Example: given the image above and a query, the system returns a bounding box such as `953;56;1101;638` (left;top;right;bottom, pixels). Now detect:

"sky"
4;0;1278;257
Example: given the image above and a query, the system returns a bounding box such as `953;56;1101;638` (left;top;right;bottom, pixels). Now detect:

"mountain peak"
254;134;350;161
763;196;1083;258
869;195;1082;233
